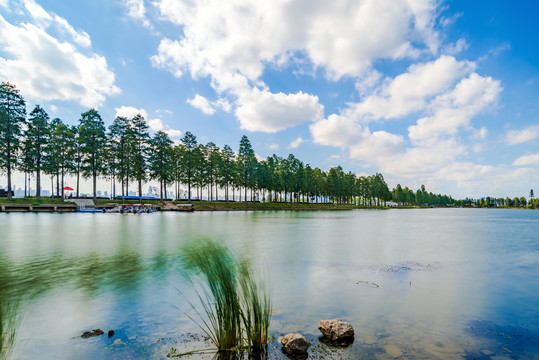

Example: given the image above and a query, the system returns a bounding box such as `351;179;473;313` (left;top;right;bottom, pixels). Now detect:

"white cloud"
0;2;119;107
148;118;164;131
408;73;502;142
115;106;148;119
115;106;182;139
268;143;279;150
235;88;324;133
151;0;440;132
354;56;475;120
164;128;182;138
513;153;539;167
506;125;539;145
22;0;91;47
442;38;468;55
288;137;304;149
310;113;363;148
186;94;216;115
123;0;152;29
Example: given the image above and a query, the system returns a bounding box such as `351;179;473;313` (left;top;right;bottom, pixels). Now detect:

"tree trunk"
7;164;12;200
61;168;65;199
93;171;97;202
36;164;41;200
76;171;80;197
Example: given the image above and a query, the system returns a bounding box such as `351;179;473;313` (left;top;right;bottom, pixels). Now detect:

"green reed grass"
238;260;271;353
0;286;21;360
180;239;272;355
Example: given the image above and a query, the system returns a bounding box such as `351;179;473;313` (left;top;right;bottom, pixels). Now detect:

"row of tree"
0;81;454;206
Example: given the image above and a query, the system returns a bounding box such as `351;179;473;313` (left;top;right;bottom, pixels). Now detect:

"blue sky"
1;0;538;198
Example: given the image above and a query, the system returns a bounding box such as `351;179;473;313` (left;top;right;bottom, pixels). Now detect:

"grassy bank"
180;201;388;211
0;197;73;205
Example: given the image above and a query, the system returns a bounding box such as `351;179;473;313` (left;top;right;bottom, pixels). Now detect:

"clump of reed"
180;239;271;355
1;261;22;360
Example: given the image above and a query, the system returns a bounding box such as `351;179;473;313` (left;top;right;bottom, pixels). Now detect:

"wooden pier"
0;204;77;212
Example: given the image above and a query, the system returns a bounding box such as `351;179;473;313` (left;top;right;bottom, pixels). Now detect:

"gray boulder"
318;319;354;341
279;333;310;354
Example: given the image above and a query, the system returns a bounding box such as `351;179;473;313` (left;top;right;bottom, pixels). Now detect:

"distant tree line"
456;193;538;209
4;81;531;208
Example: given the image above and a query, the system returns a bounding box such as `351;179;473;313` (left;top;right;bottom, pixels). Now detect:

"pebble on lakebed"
318;319;355;342
81;329;104;338
279;333;310;354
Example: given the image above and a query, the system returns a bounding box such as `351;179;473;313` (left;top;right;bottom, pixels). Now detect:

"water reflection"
0;210;538;359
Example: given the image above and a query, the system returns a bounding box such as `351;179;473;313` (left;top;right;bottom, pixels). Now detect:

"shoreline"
1;199;536;212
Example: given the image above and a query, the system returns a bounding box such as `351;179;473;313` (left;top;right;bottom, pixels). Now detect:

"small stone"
364;338;376;345
384;344;404;357
481;350;494;356
81;329;104;338
318;319;355;341
113;339;124;346
108;330;115;338
279;333;310;354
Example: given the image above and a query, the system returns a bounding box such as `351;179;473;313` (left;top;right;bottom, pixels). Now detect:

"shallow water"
1;209;538;359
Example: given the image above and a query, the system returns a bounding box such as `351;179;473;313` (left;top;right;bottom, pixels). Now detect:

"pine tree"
26;105;50;200
78;109;106;202
0;82;26;200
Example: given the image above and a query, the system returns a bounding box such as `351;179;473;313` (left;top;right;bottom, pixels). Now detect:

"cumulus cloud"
408;73;501;142
151;0;441;132
0;1;119;107
235;88;324;133
513;153;539;167
310;57;502;191
186;94;216;115
268;143;279;150
288;137;304;149
354;56;475;120
123;0;152;29
115;106;182;139
115;105;148;119
506;125;539;145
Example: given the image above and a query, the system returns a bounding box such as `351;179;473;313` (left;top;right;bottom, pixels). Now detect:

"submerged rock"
279;333;310;354
81;329;104;338
318;319;355;341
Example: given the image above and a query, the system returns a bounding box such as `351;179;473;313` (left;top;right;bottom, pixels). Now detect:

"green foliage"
0;259;22;360
26;105;51;200
0;82;26;200
180;239;272;354
238;259;271;353
148;131;174;199
181;239;243;351
78;109;106;201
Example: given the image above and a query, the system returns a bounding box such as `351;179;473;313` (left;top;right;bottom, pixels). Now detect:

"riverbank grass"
180;239;272;355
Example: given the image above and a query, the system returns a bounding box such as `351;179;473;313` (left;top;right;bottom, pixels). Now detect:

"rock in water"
108;330;115;338
81;329;104;338
279;333;310;354
318;319;355;341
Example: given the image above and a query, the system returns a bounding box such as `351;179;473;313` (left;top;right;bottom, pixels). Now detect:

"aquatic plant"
0;260;22;360
180;239;272;355
238;259;271;353
181;239;243;351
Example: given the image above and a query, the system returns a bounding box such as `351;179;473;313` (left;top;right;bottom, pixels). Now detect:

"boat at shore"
105;203;157;214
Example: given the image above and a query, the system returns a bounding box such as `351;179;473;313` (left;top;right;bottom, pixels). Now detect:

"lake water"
1;209;538;359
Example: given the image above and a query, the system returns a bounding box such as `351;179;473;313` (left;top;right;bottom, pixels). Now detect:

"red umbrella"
63;187;74;191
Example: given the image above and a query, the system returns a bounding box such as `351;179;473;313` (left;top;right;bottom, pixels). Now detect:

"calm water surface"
1;209;538;359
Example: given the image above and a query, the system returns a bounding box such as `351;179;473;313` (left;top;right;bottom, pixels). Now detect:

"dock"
0;204;77;212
